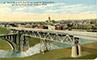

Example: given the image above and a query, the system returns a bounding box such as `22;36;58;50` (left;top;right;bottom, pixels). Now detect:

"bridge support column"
78;44;82;56
23;36;29;52
19;35;24;52
71;37;82;57
71;44;82;57
47;40;51;50
18;35;29;52
40;39;50;54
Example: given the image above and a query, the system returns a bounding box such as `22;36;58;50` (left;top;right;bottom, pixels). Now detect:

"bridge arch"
0;38;17;51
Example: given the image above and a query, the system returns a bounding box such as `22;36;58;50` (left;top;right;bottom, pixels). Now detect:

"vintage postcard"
0;0;97;60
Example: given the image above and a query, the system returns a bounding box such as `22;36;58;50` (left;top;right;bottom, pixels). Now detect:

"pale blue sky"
0;0;97;21
0;0;97;14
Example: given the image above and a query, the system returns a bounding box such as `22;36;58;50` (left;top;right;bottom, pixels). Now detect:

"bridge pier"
71;37;82;57
18;34;29;52
40;39;50;53
23;36;29;52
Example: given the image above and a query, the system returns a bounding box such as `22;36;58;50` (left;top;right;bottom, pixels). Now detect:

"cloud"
63;4;94;11
0;4;11;14
0;4;11;7
45;10;59;13
46;3;65;7
44;4;96;14
83;11;97;14
0;2;96;14
1;3;94;14
0;12;96;22
15;7;27;11
31;3;65;9
0;3;96;22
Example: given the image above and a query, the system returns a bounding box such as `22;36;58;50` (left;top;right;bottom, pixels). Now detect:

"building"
48;25;55;30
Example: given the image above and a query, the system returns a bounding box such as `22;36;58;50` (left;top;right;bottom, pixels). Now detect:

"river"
0;38;97;58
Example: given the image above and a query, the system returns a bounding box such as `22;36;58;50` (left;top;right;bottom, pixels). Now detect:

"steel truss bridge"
0;27;97;57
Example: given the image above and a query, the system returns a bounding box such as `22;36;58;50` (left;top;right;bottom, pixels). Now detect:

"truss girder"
14;30;75;44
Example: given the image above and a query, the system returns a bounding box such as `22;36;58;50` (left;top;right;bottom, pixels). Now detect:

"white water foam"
0;50;9;58
20;43;62;57
0;39;97;58
0;43;64;58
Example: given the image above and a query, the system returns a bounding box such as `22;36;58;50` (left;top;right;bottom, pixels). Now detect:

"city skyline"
0;0;97;22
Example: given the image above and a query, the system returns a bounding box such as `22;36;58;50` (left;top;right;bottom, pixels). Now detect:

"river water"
0;38;97;58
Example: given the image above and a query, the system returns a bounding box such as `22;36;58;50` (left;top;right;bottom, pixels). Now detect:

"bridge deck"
0;33;17;37
8;27;97;40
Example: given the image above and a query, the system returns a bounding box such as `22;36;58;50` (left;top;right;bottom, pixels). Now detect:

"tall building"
48;16;51;25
